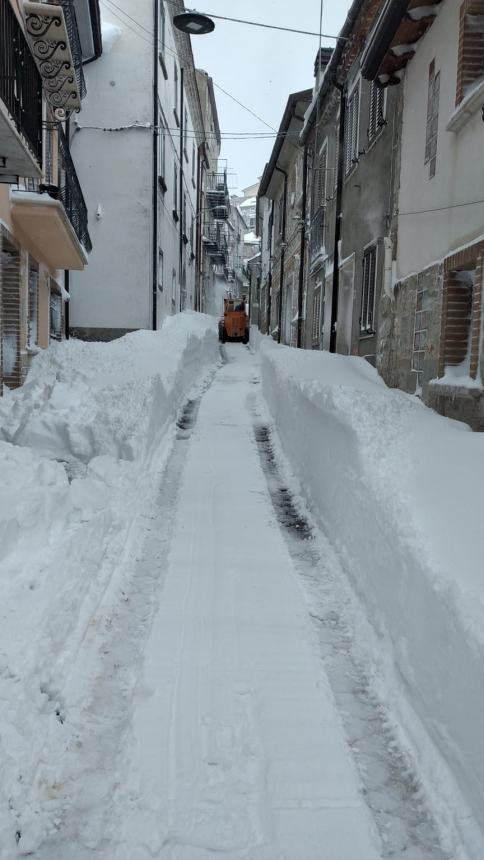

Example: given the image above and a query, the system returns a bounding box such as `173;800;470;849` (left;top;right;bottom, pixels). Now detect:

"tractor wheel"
221;328;227;344
242;329;249;344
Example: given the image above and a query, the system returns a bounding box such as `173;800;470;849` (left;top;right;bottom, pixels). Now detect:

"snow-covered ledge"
446;78;484;134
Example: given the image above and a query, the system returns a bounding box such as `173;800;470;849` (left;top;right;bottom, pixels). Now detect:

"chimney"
314;47;333;78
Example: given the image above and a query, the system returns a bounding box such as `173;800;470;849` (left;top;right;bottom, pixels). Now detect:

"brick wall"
456;0;484;105
439;240;484;378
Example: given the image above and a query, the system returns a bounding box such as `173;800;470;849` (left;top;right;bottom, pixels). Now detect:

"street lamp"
173;11;215;35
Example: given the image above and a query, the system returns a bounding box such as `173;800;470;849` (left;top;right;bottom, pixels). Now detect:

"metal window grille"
425;61;440;178
312;284;322;342
312;144;327;214
368;81;385;142
344;82;360;176
49;288;63;340
412;287;428;388
28;258;39;347
360;246;377;333
1;229;22;388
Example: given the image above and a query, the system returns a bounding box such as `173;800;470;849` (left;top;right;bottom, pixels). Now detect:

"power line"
159;0;345;39
101;0;280;135
398;198;484;216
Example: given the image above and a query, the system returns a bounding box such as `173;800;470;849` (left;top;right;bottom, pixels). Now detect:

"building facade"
362;0;484;428
69;0;216;339
0;0;101;392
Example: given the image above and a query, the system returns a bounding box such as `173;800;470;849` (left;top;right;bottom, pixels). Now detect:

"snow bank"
0;313;218;855
260;340;484;859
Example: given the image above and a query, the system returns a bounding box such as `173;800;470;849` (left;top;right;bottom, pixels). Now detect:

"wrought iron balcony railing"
0;0;43;163
23;0;86;119
43;124;91;251
206;171;229;218
310;206;325;263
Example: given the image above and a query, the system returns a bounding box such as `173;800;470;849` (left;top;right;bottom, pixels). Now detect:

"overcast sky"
192;1;352;194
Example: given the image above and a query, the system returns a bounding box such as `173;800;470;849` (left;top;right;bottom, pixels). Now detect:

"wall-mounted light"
173;12;215;35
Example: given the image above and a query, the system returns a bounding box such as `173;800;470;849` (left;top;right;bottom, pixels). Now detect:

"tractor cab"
218;294;249;344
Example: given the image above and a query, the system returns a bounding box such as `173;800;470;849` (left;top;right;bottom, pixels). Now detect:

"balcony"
310;206;325;264
10;125;91;269
206;171;229;218
23;0;86;119
0;0;43;180
203;218;227;263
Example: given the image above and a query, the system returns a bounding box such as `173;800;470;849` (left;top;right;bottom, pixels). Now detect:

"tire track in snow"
250;387;450;860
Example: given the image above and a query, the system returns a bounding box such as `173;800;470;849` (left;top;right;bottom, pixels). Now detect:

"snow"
259;338;484;859
2;334;17;377
101;19;122;53
244;230;259;243
0;312;219;856
2;317;484;858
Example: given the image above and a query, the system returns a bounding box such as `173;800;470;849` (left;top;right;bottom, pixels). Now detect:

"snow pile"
260;339;484;859
0;313;218;855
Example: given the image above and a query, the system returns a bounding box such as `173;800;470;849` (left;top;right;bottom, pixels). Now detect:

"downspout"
195;144;204;311
65;116;70;339
297;142;308;349
151;0;159;330
274;165;288;345
330;83;346;354
179;67;184;312
266;199;274;333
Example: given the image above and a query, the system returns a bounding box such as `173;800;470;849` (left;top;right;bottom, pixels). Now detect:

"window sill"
446;78;484;133
158;52;168;80
359;330;376;340
428;378;482;398
158;175;167;193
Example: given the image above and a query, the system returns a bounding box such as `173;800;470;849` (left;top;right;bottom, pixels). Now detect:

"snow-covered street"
0;323;483;858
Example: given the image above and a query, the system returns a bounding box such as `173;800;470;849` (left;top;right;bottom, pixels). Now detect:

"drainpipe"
330;83;346;354
275;165;288;344
151;0;159;330
297;142;309;349
266;199;274;333
64;270;70;339
195;144;204;311
179;67;184;312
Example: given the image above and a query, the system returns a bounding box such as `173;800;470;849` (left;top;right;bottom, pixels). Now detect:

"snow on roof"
244;231;260;243
240;197;257;208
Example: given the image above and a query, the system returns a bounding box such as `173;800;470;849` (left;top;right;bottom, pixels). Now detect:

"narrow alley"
23;343;450;860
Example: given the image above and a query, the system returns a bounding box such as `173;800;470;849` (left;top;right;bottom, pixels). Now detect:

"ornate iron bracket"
23;2;82;120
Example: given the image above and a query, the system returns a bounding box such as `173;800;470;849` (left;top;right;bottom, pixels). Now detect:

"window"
278;195;284;235
174;61;179;121
159;1;165;55
158;249;164;292
172;268;177;310
360;246;377;333
312;282;322;343
173;162;178;216
344;81;360;176
425;60;440;178
28;257;39;346
441;268;475;373
158;110;166;187
183;108;188;157
456;0;484;105
368;81;385;142
312;141;327;214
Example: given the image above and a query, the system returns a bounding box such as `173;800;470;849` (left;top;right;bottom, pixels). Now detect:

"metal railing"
206;171;228;195
310;206;325;262
0;0;43;163
56;0;86;99
44;124;91;251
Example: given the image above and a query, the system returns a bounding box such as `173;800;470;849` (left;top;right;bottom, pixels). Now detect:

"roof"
258;88;312;198
240;197;257;208
361;0;442;84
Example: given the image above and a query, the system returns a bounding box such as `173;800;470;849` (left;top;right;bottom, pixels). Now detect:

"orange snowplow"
218;296;249;344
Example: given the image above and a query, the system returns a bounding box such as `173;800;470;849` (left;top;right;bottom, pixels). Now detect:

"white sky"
192;1;353;194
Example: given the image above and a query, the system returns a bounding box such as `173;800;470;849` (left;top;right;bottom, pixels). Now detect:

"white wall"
397;0;484;280
70;1;200;334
